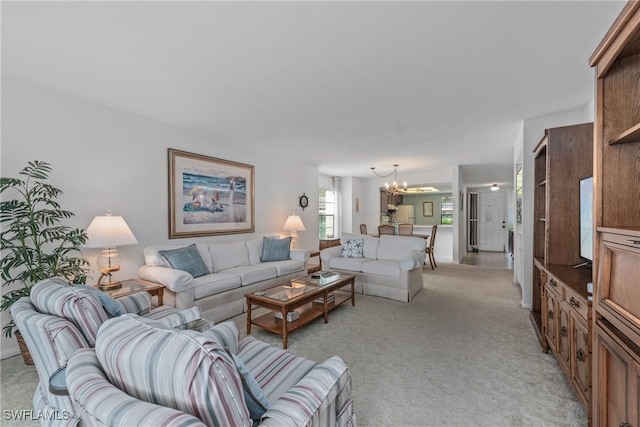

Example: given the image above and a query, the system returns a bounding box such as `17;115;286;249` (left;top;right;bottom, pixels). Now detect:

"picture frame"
168;148;255;238
423;201;433;217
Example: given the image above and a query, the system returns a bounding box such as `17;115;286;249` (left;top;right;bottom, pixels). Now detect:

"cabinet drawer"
597;232;640;347
546;274;562;297
563;286;589;321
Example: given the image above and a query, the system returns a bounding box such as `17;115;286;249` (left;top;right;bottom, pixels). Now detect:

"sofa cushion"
341;239;364;258
341;233;379;259
246;238;264;266
329;257;374;272
238;336;317;404
266;259;305;276
361;259;402;279
261;237;291;262
159;244;211;278
209;241;250;273
376;235;426;261
193;273;242;300
95;315;250;426
224;265;278;286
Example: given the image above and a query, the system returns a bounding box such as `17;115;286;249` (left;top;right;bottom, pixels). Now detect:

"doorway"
478;191;508;252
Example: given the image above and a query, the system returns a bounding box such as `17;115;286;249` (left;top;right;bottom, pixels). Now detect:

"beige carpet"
0;263;586;427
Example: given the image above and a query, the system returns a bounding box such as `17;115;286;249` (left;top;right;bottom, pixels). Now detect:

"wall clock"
298;193;309;211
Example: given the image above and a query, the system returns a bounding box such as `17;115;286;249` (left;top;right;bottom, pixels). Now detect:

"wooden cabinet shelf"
590;3;640;426
531;123;593;416
609;122;640;145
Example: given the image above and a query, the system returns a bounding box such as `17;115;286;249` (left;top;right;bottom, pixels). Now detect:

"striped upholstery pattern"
259;356;354;427
95;315;251;426
116;292;152;315
67;348;207;427
202;320;241;354
30;277;108;346
238;336;317;404
64;313;357;427
12;298;87;426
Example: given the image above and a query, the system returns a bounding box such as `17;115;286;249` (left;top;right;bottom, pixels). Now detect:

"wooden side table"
104;278;165;306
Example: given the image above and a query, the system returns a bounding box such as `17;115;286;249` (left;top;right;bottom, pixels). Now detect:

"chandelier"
371;164;407;195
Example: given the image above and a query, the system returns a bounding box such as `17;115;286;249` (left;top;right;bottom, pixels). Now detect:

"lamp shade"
283;214;306;232
85;212;138;248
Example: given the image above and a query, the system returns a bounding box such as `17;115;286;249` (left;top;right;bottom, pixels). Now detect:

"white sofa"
320;233;426;302
138;237;310;322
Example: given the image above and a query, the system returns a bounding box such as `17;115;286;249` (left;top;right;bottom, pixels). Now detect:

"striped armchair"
11;277;215;427
66;315;356;427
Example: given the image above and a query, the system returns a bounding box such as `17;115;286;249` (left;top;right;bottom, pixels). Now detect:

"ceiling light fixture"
371;164;407;196
491;184;500;191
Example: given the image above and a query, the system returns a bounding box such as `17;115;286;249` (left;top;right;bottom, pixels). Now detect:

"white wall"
1;77;319;358
520;107;593;309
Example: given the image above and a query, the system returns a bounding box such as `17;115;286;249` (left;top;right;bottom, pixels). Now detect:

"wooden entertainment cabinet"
531;123;594;415
589;2;640;426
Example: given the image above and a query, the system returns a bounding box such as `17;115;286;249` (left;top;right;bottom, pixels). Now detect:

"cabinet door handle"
569;297;580;308
560;326;567;337
547;310;554;320
576;348;586;363
619;423;631;427
625;239;640;245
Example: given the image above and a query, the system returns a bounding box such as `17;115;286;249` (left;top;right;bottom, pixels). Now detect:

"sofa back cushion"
209;241;250;273
341;233;379;259
95;315;250;426
376;235;427;261
144;244;213;273
30;277;108;346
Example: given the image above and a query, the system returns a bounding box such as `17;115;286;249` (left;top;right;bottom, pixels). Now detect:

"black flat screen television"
579;176;593;262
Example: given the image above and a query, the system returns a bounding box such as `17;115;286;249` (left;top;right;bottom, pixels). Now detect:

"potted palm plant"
1;161;89;363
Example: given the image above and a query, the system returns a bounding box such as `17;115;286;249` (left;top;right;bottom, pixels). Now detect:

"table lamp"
85;210;138;290
283;214;305;249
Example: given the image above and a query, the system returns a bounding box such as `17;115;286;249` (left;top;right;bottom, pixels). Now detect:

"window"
319;189;335;239
441;195;453;225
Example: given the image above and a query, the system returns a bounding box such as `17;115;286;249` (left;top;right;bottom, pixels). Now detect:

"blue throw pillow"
260;237;291;262
226;350;269;422
73;285;123;317
158;244;210;278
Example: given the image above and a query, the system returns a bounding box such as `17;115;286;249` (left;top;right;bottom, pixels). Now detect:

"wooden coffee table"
246;272;355;348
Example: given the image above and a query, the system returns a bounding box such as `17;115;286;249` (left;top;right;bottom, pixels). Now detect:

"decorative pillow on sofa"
260;237;291;262
341;239;364;258
159;244;210;277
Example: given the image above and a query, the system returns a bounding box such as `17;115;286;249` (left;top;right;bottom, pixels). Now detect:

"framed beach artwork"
168;149;255;238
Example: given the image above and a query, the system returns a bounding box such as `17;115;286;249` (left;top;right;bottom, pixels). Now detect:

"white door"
395;205;415;224
478;191;507;252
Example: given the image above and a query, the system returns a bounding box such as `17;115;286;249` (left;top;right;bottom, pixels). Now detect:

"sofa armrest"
290;249;310;262
116;292;152;315
138;265;194;293
259;355;352;427
320;246;343;263
67;349;207;427
400;250;427;270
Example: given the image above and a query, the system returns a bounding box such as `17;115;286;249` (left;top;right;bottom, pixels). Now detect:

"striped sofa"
11;277;216;427
66;315;356;427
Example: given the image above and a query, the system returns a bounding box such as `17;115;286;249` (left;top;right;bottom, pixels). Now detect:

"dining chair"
425;225;438;269
359;224;368;234
378;224;395;236
398;223;413;236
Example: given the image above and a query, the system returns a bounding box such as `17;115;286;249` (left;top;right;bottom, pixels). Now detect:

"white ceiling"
1;1;625;189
